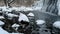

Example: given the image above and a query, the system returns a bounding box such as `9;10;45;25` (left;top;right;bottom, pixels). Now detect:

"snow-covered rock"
36;20;45;25
12;23;20;30
7;13;18;18
0;27;9;34
18;13;29;22
0;16;5;19
53;21;60;29
0;21;4;25
12;23;20;27
6;13;18;20
27;12;34;16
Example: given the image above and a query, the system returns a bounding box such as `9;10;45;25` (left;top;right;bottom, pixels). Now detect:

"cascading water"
31;0;44;10
57;0;60;15
46;0;58;15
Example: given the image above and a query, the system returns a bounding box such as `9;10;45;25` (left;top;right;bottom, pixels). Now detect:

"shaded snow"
18;13;29;22
53;21;60;29
27;12;34;16
0;27;23;34
0;21;4;25
0;27;9;34
36;20;45;24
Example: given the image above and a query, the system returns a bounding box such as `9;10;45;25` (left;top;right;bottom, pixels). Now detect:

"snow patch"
36;20;45;24
27;13;34;16
53;21;60;29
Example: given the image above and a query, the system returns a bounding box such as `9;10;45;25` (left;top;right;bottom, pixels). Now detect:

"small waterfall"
46;0;58;15
57;0;60;15
31;0;44;10
32;0;43;7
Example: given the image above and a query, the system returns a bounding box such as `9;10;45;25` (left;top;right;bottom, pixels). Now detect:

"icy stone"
53;21;60;29
27;13;34;16
18;13;29;22
36;20;45;25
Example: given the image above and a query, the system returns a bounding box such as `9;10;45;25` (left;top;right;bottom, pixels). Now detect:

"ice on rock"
36;20;45;25
27;13;34;16
18;13;29;22
53;21;60;29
